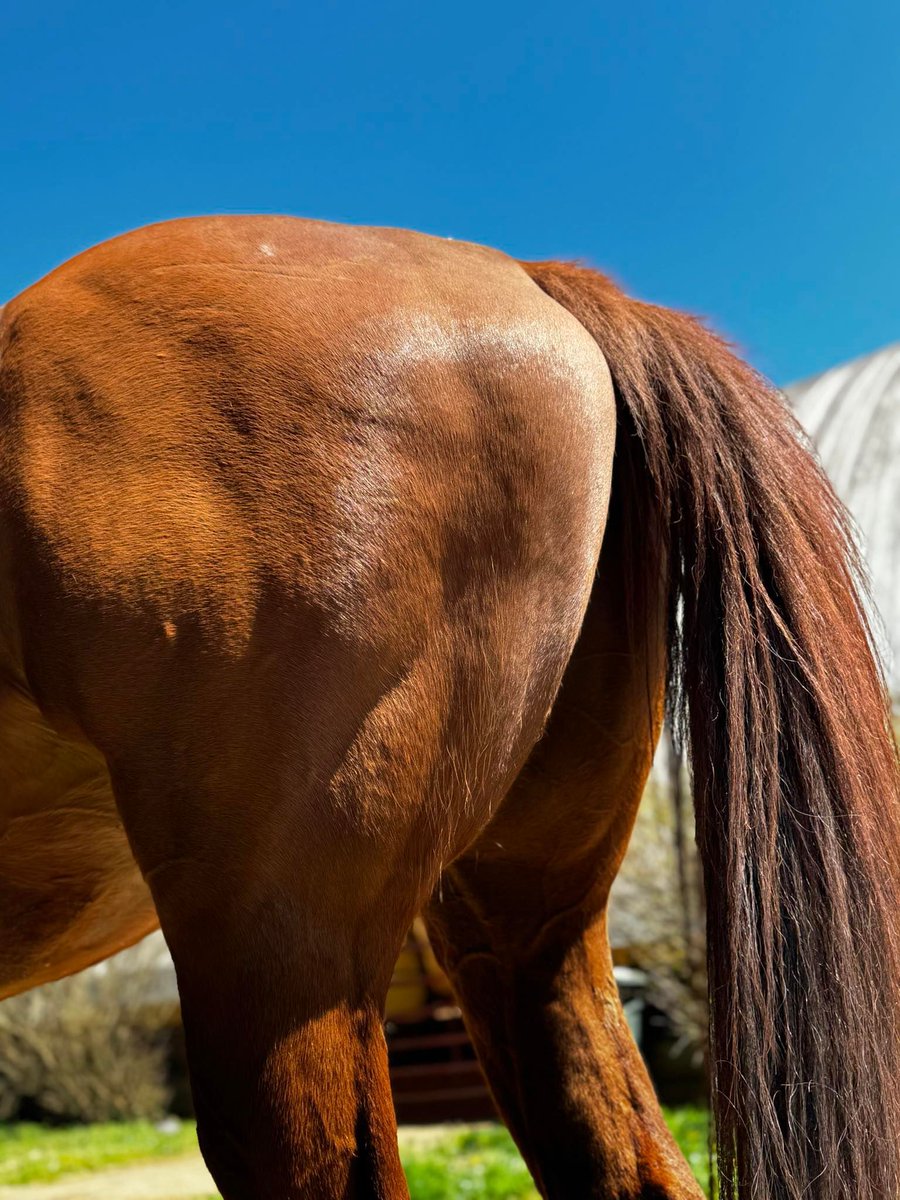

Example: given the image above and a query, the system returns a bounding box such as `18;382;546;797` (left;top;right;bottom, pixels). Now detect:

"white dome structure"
785;344;900;702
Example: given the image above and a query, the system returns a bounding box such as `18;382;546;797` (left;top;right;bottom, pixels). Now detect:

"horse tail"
522;259;900;1200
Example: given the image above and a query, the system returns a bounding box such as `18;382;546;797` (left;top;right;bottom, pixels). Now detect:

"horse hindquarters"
0;217;617;1197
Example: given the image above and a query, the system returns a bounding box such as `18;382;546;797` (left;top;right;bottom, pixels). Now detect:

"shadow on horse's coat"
1;216;898;1199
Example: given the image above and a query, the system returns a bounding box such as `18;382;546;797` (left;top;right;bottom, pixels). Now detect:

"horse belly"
0;683;157;997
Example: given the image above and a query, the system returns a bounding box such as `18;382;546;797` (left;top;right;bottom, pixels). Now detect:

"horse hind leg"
92;608;579;1200
104;676;435;1199
425;498;703;1200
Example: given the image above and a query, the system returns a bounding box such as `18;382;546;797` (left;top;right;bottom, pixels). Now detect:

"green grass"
399;1114;710;1200
402;1125;540;1200
0;1119;197;1186
0;1109;710;1196
660;1106;711;1195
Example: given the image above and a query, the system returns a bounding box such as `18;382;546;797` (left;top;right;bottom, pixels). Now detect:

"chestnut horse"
1;217;899;1200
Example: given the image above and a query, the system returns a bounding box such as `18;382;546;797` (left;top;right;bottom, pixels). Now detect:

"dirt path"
0;1155;215;1200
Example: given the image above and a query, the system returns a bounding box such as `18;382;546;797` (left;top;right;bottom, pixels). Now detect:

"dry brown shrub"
0;933;178;1122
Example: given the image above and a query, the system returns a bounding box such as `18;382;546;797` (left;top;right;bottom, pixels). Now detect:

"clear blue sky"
3;0;899;384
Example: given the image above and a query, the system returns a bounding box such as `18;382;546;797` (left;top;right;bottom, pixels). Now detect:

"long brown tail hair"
523;260;900;1200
